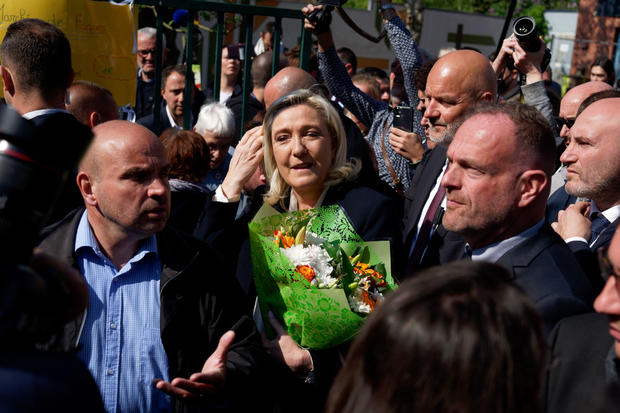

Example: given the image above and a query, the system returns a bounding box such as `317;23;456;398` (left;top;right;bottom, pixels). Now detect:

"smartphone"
393;105;413;132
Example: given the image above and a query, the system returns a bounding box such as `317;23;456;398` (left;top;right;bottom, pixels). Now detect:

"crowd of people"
0;1;619;412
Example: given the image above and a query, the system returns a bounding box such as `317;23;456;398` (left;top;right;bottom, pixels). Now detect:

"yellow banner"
0;0;137;105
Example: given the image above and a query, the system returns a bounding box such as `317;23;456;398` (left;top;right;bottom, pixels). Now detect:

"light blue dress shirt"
74;211;171;413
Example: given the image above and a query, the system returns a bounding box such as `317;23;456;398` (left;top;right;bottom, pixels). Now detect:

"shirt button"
107;369;114;375
110;323;116;330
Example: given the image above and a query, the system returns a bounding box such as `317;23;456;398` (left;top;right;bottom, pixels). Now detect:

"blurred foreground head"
326;260;546;413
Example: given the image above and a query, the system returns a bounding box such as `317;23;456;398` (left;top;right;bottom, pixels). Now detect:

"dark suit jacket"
137;104;174;136
567;216;619;294
402;145;465;277
545;313;620;413
495;224;595;334
29;111;92;225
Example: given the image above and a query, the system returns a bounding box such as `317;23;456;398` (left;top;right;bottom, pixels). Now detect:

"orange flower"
296;265;315;282
274;230;295;249
360;291;376;312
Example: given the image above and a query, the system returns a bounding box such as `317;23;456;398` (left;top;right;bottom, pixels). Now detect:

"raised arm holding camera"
303;0;425;194
492;24;558;141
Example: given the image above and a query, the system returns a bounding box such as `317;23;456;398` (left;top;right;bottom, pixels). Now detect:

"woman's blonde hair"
262;89;360;208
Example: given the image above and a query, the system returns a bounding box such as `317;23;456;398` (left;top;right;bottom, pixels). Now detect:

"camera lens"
515;19;533;35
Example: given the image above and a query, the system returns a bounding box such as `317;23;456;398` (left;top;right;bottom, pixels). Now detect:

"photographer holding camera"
303;0;426;195
492;29;558;142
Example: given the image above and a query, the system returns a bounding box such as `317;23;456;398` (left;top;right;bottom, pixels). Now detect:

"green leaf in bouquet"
340;247;356;295
374;262;387;278
359;246;371;264
321;240;342;262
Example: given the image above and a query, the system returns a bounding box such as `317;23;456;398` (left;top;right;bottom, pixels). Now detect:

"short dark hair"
577;89;620;117
358;66;388;81
326;261;546;413
414;58;437;92
453;102;557;177
1;18;72;96
160;129;209;182
161;64;193;90
590;56;615;86
67;80;118;126
337;47;357;74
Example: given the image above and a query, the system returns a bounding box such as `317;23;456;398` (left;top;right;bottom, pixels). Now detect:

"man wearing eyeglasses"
551;98;620;292
546;227;620;413
135;27;166;120
546;81;612;223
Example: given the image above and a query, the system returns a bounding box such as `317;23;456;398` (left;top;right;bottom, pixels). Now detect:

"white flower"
281;244;337;286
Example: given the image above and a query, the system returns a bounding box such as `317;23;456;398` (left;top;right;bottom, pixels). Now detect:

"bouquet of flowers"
249;204;396;349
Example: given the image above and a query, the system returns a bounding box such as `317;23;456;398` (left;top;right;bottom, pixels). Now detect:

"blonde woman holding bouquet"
199;89;403;412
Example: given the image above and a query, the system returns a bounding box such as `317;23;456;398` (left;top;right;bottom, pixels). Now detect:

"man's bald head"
264;66;315;108
67;81;118;128
424;50;497;146
81;121;160;178
561;81;612;118
558;81;612;138
432;50;497;101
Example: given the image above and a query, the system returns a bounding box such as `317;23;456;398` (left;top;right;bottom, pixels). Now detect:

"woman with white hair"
194;102;235;191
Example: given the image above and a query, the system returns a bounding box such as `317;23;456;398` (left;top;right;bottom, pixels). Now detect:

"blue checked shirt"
74;211;172;413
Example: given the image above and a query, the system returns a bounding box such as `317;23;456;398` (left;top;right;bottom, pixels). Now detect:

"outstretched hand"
154;330;235;400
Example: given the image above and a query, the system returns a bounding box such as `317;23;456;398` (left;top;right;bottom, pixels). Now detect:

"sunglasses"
137;48;157;57
598;246;620;292
555;116;575;130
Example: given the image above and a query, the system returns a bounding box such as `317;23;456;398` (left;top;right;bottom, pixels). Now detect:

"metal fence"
133;0;312;136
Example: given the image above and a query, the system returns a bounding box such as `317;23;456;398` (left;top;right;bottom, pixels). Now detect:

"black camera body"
512;16;551;73
306;0;348;34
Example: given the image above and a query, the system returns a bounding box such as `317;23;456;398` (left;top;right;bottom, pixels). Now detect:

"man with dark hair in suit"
441;102;594;334
546;227;620;413
0;18;92;224
138;64;196;135
551;98;620;291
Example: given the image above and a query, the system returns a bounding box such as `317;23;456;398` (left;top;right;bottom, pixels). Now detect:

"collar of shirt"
74;210;158;261
22;108;70;120
470;218;545;263
165;104;184;129
590;201;620;224
137;68;153;83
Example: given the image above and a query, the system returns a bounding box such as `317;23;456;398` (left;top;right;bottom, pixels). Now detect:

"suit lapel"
495;225;556;277
403;146;447;246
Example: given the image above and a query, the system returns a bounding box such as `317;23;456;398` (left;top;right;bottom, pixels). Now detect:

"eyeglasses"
137;48;157;57
597;246;620;293
555;116;575;130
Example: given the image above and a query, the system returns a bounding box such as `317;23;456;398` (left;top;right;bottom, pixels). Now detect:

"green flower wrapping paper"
249;203;396;349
